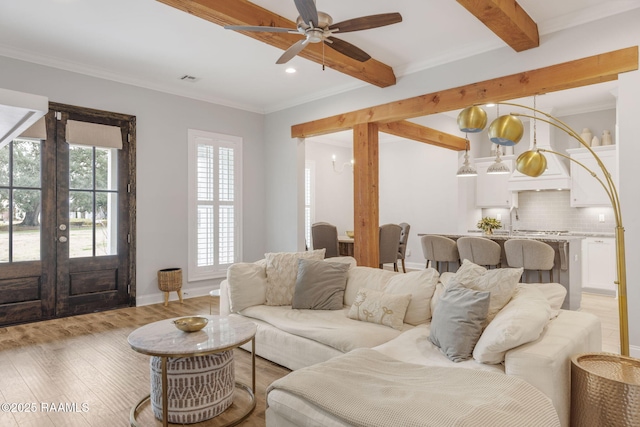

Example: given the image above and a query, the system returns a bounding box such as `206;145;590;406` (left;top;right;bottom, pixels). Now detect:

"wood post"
353;123;379;267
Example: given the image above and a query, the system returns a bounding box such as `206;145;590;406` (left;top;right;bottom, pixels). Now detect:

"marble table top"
128;315;256;358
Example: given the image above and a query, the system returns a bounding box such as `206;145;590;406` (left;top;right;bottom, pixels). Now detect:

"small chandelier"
456;137;477;177
487;146;511;175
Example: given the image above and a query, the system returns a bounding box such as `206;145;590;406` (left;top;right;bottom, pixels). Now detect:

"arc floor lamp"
458;102;629;356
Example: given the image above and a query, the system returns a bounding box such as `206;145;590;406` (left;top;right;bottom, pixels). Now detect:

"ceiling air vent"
179;75;200;83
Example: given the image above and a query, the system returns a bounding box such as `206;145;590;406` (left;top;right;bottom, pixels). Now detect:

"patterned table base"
150;351;234;424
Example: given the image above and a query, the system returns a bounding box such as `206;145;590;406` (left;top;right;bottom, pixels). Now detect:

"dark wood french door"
0;103;136;326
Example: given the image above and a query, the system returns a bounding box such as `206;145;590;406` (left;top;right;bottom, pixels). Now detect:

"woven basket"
157;268;182;292
571;353;640;427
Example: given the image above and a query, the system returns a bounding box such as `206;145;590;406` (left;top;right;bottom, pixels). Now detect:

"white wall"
0;55;267;304
263;10;640;355
305;140;354;238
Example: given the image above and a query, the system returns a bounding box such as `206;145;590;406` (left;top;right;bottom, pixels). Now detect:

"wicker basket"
571;353;640;427
157;268;182;292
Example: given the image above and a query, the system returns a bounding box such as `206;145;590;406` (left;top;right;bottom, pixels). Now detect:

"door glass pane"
95;147;117;190
69;145;93;190
11;189;41;262
12;140;41;188
0;144;8;186
69;190;93;258
0;189;8;262
95;192;117;256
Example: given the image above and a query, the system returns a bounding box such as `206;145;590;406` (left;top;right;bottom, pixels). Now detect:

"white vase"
580;128;593;146
591;136;601;147
602;130;613;145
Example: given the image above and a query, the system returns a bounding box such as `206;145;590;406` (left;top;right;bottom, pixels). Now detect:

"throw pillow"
291;258;350;310
449;259;523;323
429;284;490;362
446;259;487;289
265;249;326;305
347;288;411;330
473;284;552;364
384;269;439;325
226;261;267;312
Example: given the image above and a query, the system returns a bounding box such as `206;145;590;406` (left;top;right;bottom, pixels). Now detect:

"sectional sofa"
219;251;601;426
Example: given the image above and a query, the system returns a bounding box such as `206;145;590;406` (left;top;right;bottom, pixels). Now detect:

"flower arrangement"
477;217;502;234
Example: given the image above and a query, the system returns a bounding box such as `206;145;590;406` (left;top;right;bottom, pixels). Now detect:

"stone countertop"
450;231;586;243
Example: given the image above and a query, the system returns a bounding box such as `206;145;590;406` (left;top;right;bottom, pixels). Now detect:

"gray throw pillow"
291;258;350;310
429;284;490;362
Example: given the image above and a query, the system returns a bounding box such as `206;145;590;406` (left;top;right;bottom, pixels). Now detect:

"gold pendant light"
488;114;524;146
457;106;487;133
516;95;546;177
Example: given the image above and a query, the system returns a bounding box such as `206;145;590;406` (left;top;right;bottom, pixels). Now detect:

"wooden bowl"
173;316;208;332
346;230;355;238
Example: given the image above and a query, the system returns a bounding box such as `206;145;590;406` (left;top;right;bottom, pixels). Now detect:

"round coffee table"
128;315;257;427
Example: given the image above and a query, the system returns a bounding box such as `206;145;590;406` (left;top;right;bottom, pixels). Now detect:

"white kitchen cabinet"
582;237;616;295
475;156;516;208
567;145;617;207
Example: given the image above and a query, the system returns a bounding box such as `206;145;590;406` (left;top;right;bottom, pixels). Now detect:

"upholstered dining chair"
456;236;502;269
504;239;556;282
311;222;339;258
397;222;411;273
420;235;460;273
379;223;402;271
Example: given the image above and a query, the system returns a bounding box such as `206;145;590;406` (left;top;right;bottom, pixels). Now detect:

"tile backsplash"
482;190;615;233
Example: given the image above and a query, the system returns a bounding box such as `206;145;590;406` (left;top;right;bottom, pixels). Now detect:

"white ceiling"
0;0;637;115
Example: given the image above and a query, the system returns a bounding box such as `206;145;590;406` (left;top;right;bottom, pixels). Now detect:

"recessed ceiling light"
486;103;496;107
285;68;296;74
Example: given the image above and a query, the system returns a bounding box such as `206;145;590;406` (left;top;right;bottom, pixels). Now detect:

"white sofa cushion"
227;261;267;312
265;249;325;306
240;305;410;353
384;269;439;325
347;288;411;330
473;284;552;364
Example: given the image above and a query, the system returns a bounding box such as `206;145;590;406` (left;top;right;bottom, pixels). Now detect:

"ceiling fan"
224;0;402;64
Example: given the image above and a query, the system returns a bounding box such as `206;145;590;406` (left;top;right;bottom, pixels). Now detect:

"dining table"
338;235;354;257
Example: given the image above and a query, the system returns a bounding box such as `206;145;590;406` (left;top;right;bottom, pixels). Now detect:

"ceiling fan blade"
224;25;298;33
325;37;371;62
328;12;402;33
294;0;319;26
276;39;308;64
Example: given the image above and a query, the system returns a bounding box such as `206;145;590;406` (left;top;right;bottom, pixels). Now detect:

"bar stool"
420;235;459;273
504;239;555;282
456;236;502;269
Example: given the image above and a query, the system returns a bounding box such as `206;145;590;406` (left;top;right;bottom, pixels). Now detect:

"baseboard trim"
630;345;640;359
135;281;222;307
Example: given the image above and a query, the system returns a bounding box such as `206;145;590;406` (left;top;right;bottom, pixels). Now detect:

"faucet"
509;206;519;235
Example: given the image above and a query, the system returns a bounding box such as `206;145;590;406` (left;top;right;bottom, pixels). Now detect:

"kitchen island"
426;232;585;310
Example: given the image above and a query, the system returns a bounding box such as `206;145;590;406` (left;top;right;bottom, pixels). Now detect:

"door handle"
59;236;68;243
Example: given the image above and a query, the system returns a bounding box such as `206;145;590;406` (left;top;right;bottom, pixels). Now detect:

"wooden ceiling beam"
456;0;539;52
291;46;638;138
156;0;396;88
380;121;466;151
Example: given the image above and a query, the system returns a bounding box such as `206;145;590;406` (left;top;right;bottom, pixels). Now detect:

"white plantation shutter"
188;130;242;280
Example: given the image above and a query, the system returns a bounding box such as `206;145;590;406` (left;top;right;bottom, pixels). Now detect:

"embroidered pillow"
265;249;326;305
347;288;411;330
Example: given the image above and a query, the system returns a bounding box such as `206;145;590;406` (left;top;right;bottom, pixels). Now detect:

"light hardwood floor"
0;292;619;426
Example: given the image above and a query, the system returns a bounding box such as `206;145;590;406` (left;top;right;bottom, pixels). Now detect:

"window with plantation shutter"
188;129;242;280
